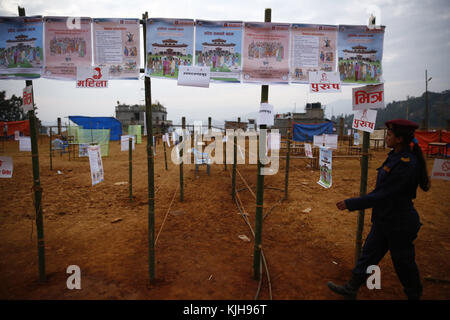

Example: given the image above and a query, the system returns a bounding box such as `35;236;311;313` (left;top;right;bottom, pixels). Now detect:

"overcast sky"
0;0;449;125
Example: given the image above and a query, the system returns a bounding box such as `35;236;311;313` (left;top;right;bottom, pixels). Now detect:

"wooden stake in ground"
179;117;185;202
254;8;271;281
355;131;370;263
163;134;168;171
49;127;52;171
142;11;155;281
232;118;239;200
129;137;132;201
19;6;46;283
284;123;291;200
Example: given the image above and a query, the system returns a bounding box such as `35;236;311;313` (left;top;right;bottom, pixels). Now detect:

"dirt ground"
0;135;449;300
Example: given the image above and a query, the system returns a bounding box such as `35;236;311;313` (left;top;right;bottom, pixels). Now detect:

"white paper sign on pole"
14;131;20;141
352;109;377;133
354;132;360;145
177;66;210;88
309;71;341;93
313;134;338;149
431;159;450;181
165;133;171;147
76;66;109;88
88;145;104;186
0;156;13;178
79;144;89;157
257;103;274;126
318;147;332;188
267;132;281;150
347;129;352;136
143;111;147;136
352;84;384;110
304;143;313;158
22;85;34;112
153;136;156;156
19;137;31;152
121;135;135;151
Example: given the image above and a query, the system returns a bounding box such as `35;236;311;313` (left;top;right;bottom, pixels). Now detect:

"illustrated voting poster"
338;25;385;84
0;16;43;79
318;147;332;188
195;20;243;83
145;18;194;79
290;24;337;83
88;145;104;186
93;18;140;79
242;22;290;84
43;17;92;80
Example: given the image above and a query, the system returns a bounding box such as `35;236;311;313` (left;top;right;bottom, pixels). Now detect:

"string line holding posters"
338;25;385;84
0;16;43;79
43;16;92;80
145;18;194;79
195;20;243;83
93;18;140;79
242;22;290;84
290;24;337;83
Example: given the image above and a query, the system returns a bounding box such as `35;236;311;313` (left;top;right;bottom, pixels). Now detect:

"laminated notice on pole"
354;132;360;145
19;137;31;152
257;103;274;126
313;134;338;149
121;135;135;151
14;131;20;141
177;65;210;88
318;147;332;188
304;143;313;158
0;156;13;178
79;144;89;157
431;159;450;181
22;85;34;112
165;133;171;147
88;145;104;186
352;109;377;133
267;132;281;150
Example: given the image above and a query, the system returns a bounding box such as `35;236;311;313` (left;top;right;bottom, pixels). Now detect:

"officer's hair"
390;126;430;192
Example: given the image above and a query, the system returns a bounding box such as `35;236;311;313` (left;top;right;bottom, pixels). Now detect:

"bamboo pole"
142;12;155;281
284;123;291;200
232;118;239;200
49;127;52;171
129;137;132;201
163;135;168;171
179;117;185;202
19;6;46;283
355;131;370;264
254;8;271;281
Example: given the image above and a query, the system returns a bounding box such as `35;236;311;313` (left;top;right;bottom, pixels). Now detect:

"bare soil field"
0;136;449;300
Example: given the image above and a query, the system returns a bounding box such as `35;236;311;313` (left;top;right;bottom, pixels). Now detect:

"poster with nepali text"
93;18;140;79
290;24;337;83
242;22;289;84
43;17;92;80
338;25;385;84
0;16;43;79
318;147;332;188
145;18;194;79
88;144;104;186
195;20;243;83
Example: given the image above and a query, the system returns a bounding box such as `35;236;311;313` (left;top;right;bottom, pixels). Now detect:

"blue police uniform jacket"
345;148;421;226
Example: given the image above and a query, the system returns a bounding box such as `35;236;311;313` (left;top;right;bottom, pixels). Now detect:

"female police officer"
328;119;430;300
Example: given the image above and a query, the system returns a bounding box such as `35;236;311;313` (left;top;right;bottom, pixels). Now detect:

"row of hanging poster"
0;16;385;84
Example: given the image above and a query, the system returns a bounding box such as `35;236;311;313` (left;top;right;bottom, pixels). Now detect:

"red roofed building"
201;39;236;54
343;45;377;61
152;39;188;56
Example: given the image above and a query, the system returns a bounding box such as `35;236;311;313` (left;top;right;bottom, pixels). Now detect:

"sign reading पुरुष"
309;71;341;93
352;109;377;133
0;156;13;178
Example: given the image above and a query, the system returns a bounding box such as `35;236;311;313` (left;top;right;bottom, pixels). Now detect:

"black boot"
327;273;366;300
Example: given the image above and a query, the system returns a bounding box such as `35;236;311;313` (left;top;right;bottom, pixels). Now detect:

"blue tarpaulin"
68;116;122;141
293;122;333;142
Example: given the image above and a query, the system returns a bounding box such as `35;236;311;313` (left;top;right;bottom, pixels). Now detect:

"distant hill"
332;90;450;129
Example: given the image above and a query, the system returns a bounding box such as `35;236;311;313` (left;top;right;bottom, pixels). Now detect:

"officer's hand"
336;200;347;210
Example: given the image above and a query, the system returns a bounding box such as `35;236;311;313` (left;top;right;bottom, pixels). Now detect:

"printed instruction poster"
145;18;194;79
338;25;385;84
0;16;43;79
195;20;243;83
290;24;337;83
88;144;104;186
44;17;92;79
318;147;332;188
93;18;140;79
242;22;290;84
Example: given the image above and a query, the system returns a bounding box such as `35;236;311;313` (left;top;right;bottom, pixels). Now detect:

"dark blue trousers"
353;221;423;299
